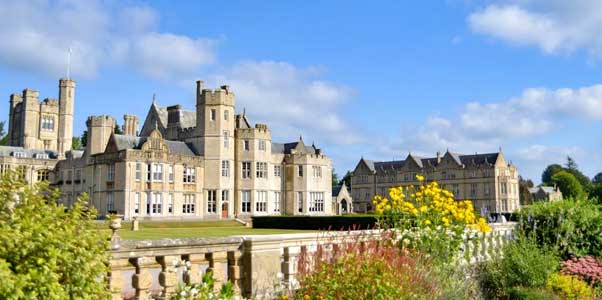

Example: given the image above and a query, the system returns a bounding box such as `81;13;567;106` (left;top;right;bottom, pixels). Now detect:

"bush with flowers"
561;256;602;287
170;259;234;300
372;174;492;262
546;273;595;300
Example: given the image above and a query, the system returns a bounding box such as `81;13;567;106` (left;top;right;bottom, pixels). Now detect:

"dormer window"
34;153;49;159
12;152;26;158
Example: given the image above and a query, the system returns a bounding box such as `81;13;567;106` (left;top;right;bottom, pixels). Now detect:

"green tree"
114;124;123;135
0;174;109;299
71;137;82;150
332;169;339;187
551;171;584;199
340;171;352;187
565;156;578;171
542;164;564;186
81;130;88;147
519;176;534;205
593;172;602;185
0;121;8;146
590;184;602;205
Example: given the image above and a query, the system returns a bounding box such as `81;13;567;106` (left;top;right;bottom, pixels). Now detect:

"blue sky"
0;0;601;183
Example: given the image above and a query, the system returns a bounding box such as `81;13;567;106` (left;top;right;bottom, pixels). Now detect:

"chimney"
436;151;441;164
196;80;204;98
167;105;182;127
123;114;139;136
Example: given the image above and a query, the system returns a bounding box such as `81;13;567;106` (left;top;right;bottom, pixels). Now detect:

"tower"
8;93;23;146
58;78;75;156
195;80;235;217
86;115;115;156
22;88;40;148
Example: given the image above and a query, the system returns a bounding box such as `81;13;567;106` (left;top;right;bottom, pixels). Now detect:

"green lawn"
99;220;314;240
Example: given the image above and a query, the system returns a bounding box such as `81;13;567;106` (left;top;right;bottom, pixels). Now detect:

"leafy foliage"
593;172;602;185
478;238;559;299
72;137;82;150
296;232;476;300
171;267;234;300
507;287;561;300
518;199;602;258
546;273;594;300
519;176;535;205
561;256;602;287
373;175;491;263
542;164;565;186
551;171;584;199
0;174;110;300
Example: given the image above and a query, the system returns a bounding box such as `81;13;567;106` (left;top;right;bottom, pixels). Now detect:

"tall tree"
340;171;352;187
0;121;7;146
565;156;579;171
80;130;88;148
518;176;534;205
542;164;564;185
551;171;584;199
593;172;602;185
332;169;339;187
71;137;82;150
114;124;123;135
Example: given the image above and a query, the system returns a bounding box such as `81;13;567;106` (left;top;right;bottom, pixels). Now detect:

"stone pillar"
131;257;154;300
108;258;129;300
157;255;179;298
282;246;301;290
228;251;243;294
206;252;228;291
131;217;139;231
183;254;207;284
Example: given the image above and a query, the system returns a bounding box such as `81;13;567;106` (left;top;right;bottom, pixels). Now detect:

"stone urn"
109;214;123;249
131;216;139;231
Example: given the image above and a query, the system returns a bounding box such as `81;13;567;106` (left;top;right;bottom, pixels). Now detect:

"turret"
86;115;115;156
123;114;139;136
22;88;40;148
58;78;75;155
8;93;23;146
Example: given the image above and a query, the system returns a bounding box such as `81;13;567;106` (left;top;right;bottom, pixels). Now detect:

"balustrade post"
183;254;207;284
157;255;180;298
282;246;301;290
228;251;243;294
131;257;154;300
206;252;228;291
108;258;128;300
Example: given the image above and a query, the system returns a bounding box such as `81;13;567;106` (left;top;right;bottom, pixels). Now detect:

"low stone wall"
108;222;516;299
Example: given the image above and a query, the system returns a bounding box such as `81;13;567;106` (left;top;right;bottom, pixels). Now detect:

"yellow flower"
416;174;425;182
281;296;289;300
424;220;431;225
304;295;311;300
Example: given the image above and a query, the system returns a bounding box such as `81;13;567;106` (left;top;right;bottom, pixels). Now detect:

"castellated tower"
8;93;23;146
86;115;115;156
58;79;75;156
22;89;41;149
194;80;235;216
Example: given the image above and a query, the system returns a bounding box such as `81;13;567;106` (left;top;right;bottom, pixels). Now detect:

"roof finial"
66;46;72;79
499;146;503;153
152;93;157;105
299;135;303;141
243;107;246;116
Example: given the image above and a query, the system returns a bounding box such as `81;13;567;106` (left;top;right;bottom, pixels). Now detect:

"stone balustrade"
108;222;516;299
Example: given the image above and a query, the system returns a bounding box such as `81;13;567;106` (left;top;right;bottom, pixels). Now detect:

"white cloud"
0;1;216;80
515;144;583;162
210;61;361;146
468;1;602;56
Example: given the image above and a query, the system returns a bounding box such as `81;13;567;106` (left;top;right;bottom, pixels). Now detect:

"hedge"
251;215;379;230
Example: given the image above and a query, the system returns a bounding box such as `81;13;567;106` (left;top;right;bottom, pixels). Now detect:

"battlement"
59;78;75;88
22;88;39;99
196;80;235;106
86;115;116;127
41;98;59;106
10;93;23;104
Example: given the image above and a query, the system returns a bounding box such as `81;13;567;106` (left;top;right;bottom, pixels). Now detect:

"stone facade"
2;78;334;220
529;186;563;202
332;183;353;214
350;151;520;214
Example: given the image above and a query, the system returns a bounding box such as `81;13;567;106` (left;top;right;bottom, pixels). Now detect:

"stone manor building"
350;151;520;215
1;79;334;220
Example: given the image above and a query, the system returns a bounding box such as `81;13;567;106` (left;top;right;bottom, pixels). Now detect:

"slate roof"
529;186;558;195
112;134;198;156
360;151;500;173
332;185;342;197
271;142;319;155
155;105;196;128
0;146;58;159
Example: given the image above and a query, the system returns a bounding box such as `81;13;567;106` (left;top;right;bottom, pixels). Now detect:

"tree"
0;173;109;299
114;124;123;135
551;171;584;199
542;164;564;186
80;130;88;147
340;171;352;187
590;184;602;205
332;169;339;187
593;172;602;185
518;176;534;205
71;137;82;150
0;121;7;146
565;156;579;171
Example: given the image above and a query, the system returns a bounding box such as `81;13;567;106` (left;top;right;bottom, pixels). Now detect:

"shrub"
546;273;594;300
0;174;109;299
372;176;491;263
251;215;378;230
507;287;561;300
171;263;234;300
478;238;559;299
295;231;474;300
561;256;602;286
517;199;602;258
551;171;584;199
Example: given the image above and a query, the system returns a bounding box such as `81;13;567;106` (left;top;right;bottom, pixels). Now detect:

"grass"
99;220;314;240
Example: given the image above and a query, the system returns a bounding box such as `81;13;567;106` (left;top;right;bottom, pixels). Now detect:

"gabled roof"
155;105;196;128
110;134;198;156
0;146;58;159
272;138;320;155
